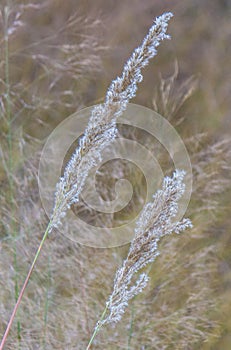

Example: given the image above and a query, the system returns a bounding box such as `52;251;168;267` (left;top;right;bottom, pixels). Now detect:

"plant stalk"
0;221;52;350
85;305;108;350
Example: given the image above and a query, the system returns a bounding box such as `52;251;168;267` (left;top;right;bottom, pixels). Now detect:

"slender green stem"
127;303;135;350
85;305;108;350
42;256;51;350
3;5;21;348
0;221;53;350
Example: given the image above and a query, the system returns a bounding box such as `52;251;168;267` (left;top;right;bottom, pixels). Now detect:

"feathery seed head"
50;12;173;232
100;170;192;325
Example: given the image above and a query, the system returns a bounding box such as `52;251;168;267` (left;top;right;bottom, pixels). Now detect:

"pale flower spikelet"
100;170;192;325
50;12;173;231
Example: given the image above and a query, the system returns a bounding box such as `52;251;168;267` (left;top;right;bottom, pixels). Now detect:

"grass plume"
0;11;174;349
86;171;192;348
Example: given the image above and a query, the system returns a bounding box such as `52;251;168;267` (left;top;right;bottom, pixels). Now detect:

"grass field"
0;1;231;349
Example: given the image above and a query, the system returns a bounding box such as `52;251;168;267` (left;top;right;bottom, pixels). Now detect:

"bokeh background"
0;0;230;349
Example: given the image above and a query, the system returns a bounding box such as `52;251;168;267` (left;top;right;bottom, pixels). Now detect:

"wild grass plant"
2;11;188;348
0;1;231;349
0;2;107;348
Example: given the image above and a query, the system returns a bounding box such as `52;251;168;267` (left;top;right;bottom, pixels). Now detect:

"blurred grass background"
0;0;231;349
